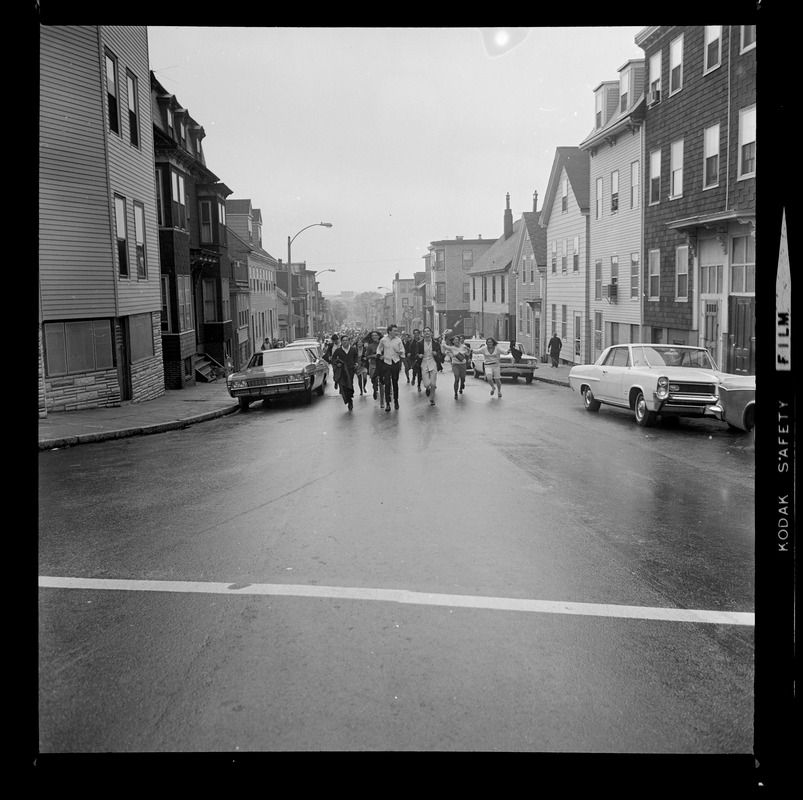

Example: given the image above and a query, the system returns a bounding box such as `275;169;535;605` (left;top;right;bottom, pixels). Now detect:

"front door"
728;296;755;375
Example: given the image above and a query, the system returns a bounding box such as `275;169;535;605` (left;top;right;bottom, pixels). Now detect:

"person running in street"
355;336;369;395
331;334;358;410
408;328;424;391
323;333;340;390
401;332;413;383
376;323;405;411
440;329;471;399
479;337;510;397
363;330;383;402
418;326;443;405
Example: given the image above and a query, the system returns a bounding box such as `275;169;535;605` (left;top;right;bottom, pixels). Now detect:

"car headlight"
288;373;305;382
656;376;669;398
231;379;245;389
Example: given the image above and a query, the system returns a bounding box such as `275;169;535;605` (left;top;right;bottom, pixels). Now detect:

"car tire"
583;387;601;412
315;376;326;396
525;375;533;384
238;397;251;410
634;392;656;427
744;405;755;432
511;375;518;382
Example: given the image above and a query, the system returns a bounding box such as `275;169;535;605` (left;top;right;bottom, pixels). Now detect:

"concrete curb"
38;404;240;451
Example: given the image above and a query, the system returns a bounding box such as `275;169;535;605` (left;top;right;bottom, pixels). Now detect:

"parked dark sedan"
227;348;328;409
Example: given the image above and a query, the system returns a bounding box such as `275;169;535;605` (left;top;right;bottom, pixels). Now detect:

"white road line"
38;576;754;626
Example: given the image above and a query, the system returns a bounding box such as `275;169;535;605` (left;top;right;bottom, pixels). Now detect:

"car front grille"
245;375;291;388
670;382;716;395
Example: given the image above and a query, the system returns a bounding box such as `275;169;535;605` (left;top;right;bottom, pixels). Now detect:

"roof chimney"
504;193;513;239
533;190;538;213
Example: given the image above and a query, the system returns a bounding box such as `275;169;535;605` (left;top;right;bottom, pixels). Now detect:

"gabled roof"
539;147;590;228
227;199;253;215
578;95;645;151
521;210;547;265
467;218;523;275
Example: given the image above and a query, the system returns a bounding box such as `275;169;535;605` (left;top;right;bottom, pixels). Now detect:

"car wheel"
583;387;601;412
743;405;755;432
525;375;533;384
315;376;326;396
634;392;656;427
238;397;251;410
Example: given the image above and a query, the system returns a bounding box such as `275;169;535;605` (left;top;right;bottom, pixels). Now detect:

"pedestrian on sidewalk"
419;326;444;405
548;332;562;368
331;335;358;411
355;336;369;395
479;337;510;397
376;323;405;412
440;329;470;399
408;329;423;391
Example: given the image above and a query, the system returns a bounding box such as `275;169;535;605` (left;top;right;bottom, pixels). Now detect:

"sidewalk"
38;366;573;451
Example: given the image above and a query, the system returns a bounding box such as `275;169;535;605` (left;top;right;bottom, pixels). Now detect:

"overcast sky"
147;26;645;296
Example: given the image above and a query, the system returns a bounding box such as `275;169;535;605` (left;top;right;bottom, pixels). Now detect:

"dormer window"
595;91;603;128
620;70;630;113
704;25;721;73
166;107;174;138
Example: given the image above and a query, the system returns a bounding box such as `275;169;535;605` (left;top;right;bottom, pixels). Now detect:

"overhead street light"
287;222;333;342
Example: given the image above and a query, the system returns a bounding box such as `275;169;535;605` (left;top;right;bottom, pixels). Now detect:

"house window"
738;106;756;178
675;245;689;300
630;161;639;208
491;276;496;303
561;178;568;212
155;168;165;226
610;170;619;213
620;69;630;113
610;255;619;288
704;25;722;73
630;253;640;299
670;140;684;198
649;51;662;100
203;280;217;323
178;117;186;149
171;170;187;229
596;177;603;219
573;236;579;272
741;25;756;52
731;235;755;293
434;250;445;270
114;195;128;278
551;304;556;335
177;274;194;331
44;319;114;377
500;275;505;303
129;313;154;363
595;90;603;128
483;276;488;302
105;52;120;135
462;282;470;303
218;200;227;245
166;106;174;138
595;259;602;300
472;277;476;301
561;305;567;341
551;241;557;273
574;314;581;357
703;124;720;188
462;250;473;270
669;34;684;95
701;264;723;294
649;249;661;299
562;240;568;274
436;282;446;303
126;72;139;147
200;201;213;243
134;202;147;279
161;276;172;332
649;149;661;204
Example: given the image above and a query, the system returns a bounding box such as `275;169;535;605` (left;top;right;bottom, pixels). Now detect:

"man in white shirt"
376;324;405;411
419;327;443;405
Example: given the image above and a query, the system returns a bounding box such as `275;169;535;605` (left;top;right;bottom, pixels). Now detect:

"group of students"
323;325;513;411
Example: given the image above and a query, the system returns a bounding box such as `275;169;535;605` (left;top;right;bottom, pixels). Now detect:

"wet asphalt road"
38;372;754;753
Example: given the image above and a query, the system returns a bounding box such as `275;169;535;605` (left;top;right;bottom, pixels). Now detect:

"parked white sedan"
568;344;740;427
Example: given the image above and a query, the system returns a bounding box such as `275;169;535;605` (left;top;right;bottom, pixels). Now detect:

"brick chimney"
504;193;513;239
533;190;538;213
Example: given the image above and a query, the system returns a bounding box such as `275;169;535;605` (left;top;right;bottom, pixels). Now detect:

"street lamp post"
314;269;336;335
287;222;332;342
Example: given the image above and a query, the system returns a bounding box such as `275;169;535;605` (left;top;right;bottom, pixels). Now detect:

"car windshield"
632;346;716;369
247;350;308;368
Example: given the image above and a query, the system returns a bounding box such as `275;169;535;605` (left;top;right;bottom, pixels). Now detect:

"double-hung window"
561;178;568;212
561;240;568;273
200;201;213;243
704;25;721;73
610;170;619;214
675;245;689;300
500;275;505;303
731;235;755;293
610;255;619;288
670;140;684;198
595;91;603;128
595;260;602;300
595;177;603;219
126;72;139;147
218;200;227;244
703;124;720;188
669;34;684;95
155;167;165;226
630;253;640;300
630;161;639;208
134;202;147;278
649;51;662;102
573;236;579;272
491;276;496;303
741;25;756;53
551;241;557;274
649;149;661;204
738;106;756;178
114;195;128;277
649;249;661;299
171;170;187;229
462;250;473;271
105;52;120;135
620;70;630;113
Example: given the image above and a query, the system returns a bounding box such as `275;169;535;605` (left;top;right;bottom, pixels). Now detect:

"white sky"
147;26;645;296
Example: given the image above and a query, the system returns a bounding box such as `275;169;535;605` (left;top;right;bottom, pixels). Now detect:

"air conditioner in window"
647;89;661;106
604;283;618;302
